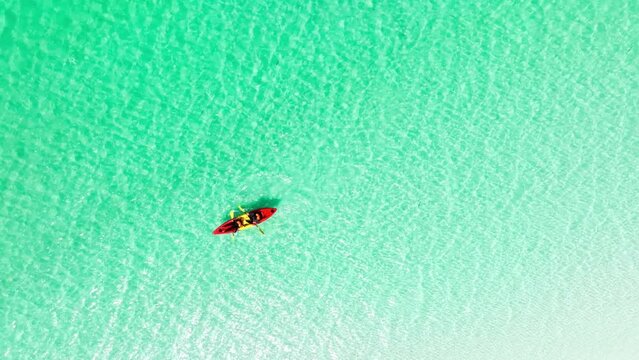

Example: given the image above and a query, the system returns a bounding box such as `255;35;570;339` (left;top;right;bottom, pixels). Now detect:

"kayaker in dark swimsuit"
233;218;245;231
248;211;262;225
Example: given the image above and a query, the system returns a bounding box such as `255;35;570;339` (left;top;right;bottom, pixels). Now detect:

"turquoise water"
1;1;638;358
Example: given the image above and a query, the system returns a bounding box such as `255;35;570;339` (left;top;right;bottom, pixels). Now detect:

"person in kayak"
233;218;246;230
230;207;249;229
247;211;262;225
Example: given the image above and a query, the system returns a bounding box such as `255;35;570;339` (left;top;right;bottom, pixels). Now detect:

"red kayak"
213;207;277;235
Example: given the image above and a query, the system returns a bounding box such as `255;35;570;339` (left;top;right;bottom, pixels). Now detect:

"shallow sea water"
1;1;639;359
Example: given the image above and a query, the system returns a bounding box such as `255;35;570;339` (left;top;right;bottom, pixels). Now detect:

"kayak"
213;207;277;235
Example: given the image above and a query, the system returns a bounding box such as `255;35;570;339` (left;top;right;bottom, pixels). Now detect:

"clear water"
1;1;638;359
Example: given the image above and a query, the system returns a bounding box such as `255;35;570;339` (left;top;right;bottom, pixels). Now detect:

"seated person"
248;211;262;224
